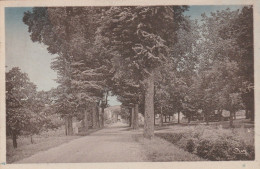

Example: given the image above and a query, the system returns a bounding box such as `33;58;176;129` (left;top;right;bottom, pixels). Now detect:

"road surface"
16;122;146;163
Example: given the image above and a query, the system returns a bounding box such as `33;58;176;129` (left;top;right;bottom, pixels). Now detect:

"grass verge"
6;127;100;163
133;134;204;161
155;124;254;161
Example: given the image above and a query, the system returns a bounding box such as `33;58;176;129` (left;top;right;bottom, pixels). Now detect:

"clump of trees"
6;68;58;148
18;6;254;140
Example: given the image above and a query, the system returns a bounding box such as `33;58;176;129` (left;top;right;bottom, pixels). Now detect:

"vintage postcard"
0;0;259;169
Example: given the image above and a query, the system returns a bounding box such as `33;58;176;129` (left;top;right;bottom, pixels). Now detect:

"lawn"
133;134;204;161
6;127;99;163
154;119;254;161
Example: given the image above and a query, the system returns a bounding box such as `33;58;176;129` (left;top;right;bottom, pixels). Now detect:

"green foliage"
6;68;57;143
186;139;195;153
22;6;254;138
23;7;112;122
196;136;254;160
6;67;37;136
156;125;254;161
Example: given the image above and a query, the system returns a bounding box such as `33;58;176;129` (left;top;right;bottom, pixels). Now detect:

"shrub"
156;133;184;144
197;140;212;159
186;139;196;153
156;125;254;161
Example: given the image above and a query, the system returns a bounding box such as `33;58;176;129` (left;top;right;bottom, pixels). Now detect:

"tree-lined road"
16;122;146;163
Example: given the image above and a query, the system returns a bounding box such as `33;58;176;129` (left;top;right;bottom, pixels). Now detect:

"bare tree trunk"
144;71;155;139
178;111;180;124
159;106;163;127
165;115;167;122
12;131;17;148
168;115;170;122
67;116;73;135
234;111;236;120
133;104;139;130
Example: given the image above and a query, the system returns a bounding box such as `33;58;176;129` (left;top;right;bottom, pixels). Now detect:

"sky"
5;5;243;106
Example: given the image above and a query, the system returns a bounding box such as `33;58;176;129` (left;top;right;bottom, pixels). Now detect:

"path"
16;122;146;163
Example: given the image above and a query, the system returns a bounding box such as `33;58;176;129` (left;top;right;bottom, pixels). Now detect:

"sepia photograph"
0;0;259;168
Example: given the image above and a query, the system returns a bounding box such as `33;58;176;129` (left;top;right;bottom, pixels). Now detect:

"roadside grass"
133;134;204;161
6;127;99;163
155;123;254;161
155;118;254;129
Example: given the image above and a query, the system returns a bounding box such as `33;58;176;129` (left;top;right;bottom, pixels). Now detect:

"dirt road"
16;122;146;163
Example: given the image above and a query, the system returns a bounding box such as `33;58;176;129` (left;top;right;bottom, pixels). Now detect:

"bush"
196;137;254;160
186;139;196;153
156;133;184;144
156;125;254;161
197;140;212;159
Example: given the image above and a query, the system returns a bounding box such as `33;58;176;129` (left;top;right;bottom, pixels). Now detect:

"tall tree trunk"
100;107;105;128
250;110;254;122
205;112;209;125
144;71;155;139
96;105;100;128
12;131;17;148
133;104;139;130
218;109;222;121
154;112;156;125
165;115;167;122
159;106;163;127
30;135;34;144
178;111;180;124
168;115;171;122
65;117;68;136
131;107;134;128
84;108;89;131
245;109;249;119
129;108;132;127
230;110;234;127
92;106;97;129
67;116;73;135
234;111;236;120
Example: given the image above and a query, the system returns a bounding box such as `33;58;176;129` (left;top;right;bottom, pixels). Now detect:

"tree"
111;65;142;130
96;6;188;139
25;90;59;143
219;6;254;121
160;17;200;124
6;67;56;148
192;8;249;126
23;7;112;132
6;67;36;148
